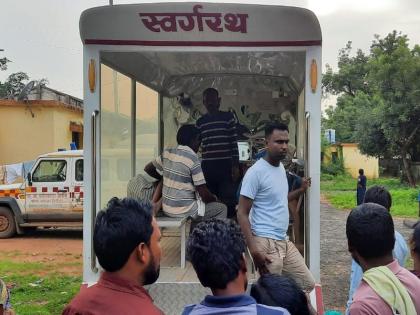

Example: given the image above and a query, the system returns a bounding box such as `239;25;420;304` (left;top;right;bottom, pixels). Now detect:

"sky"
1;0;420;104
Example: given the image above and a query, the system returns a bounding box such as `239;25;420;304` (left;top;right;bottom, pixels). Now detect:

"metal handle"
91;110;99;273
304;111;310;266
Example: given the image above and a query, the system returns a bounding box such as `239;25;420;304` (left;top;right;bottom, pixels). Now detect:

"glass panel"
32;160;67;182
100;64;132;208
75;159;83;182
135;83;159;174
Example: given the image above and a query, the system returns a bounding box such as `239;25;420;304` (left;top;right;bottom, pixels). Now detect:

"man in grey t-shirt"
237;122;315;292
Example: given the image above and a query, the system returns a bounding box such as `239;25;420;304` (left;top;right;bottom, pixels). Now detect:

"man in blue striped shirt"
196;88;239;218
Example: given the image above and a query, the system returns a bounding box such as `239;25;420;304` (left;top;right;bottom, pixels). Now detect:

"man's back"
182;294;290;315
346;230;409;313
350;260;420;315
196;111;238;162
154;145;205;215
63;272;162;315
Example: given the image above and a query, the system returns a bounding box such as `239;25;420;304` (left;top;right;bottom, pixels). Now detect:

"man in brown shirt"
63;198;163;315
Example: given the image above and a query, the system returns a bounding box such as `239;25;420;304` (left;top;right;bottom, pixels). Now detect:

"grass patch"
1;260;81;315
0;260;44;274
321;174;419;217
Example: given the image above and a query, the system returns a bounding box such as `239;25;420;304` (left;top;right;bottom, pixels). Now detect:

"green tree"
322;42;371;142
1;71;30;98
363;31;420;186
0;57;10;71
323;31;420;187
0;55;48;99
323;42;370;97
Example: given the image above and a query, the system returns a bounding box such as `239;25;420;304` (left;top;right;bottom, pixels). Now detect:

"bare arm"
237;196;256;251
237;195;271;274
288;177;310;201
144;162;162;181
196;184;217;203
151;181;163;216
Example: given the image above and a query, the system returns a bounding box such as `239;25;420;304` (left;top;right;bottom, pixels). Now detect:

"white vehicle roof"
80;3;322;45
79;3;321;97
38;150;83;158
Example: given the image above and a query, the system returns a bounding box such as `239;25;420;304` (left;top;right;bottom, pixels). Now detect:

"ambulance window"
75;159;83;181
136;82;159;173
101;160;109;181
32;160;67;182
117;159;131;181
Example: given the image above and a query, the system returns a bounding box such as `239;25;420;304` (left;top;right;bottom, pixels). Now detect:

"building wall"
52;108;83;151
341;143;379;179
0;101;82;165
322;145;339;165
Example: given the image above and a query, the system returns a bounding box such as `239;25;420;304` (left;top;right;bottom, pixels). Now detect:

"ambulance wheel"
0;207;17;238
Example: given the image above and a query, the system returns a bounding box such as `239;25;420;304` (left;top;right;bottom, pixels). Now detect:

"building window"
72;132;83;150
70;122;83;149
331;152;338;163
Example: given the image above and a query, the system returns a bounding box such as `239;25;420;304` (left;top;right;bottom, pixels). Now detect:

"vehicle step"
20;222;82;228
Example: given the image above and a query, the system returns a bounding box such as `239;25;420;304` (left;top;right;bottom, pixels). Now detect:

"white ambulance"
0;150;84;238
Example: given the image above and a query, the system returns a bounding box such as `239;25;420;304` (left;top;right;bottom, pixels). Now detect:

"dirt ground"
0;229;83;276
0;202;415;312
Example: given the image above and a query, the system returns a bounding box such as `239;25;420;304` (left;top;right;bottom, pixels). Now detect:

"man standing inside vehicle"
237;122;315;292
196;88;239;218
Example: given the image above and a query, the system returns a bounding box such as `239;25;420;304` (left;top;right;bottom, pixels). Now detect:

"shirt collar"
99;271;153;300
201;294;256;308
177;145;196;154
386;259;403;273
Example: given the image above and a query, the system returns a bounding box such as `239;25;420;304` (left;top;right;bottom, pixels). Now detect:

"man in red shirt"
63;197;163;315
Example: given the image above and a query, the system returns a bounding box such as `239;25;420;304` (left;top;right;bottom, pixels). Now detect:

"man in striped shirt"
144;125;226;226
196;88;239;218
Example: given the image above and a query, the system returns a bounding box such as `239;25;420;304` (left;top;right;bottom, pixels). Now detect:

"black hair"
411;222;420;256
346;202;395;259
187;219;246;289
202;87;219;97
359;169;364;175
265;122;289;138
363;185;392;211
176;124;200;146
93;197;153;272
250;274;311;315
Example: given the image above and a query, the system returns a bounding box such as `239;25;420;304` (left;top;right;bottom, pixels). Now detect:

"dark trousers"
202;160;238;218
357;188;366;205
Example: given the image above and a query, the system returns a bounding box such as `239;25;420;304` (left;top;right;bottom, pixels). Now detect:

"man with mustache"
237;123;315;293
63;197;163;315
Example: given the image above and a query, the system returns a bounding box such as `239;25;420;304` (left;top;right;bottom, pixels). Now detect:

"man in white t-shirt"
237;122;315;292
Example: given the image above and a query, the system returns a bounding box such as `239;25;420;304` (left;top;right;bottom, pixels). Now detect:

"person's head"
264;122;289;162
176;124;201;152
94;197;162;285
359;169;364;176
187;219;248;293
363;185;392;211
202;88;221;114
346;202;395;270
251;274;311;315
410;223;420;269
